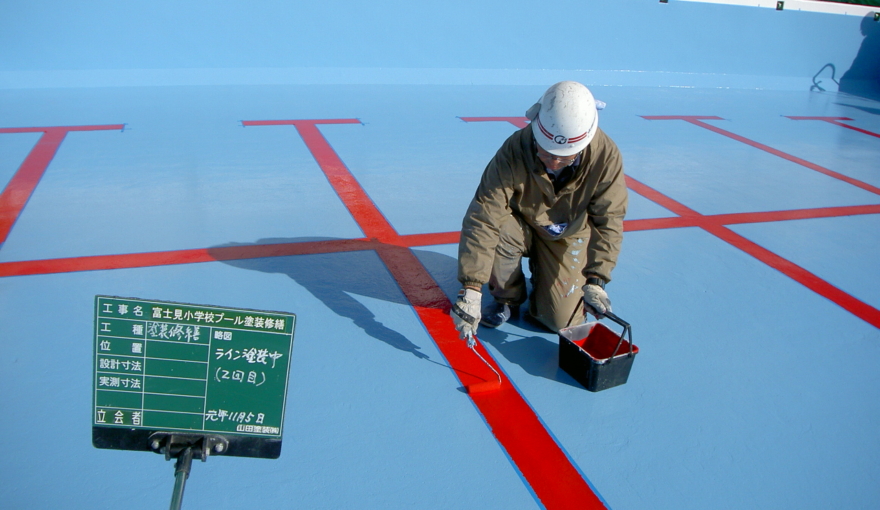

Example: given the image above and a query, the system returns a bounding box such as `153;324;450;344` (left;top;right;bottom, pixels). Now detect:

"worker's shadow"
210;237;461;361
211;237;579;387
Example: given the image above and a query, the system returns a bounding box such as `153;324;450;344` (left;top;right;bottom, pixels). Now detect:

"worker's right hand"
451;288;481;340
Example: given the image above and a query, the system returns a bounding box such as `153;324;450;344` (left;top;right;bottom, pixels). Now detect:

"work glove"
582;283;611;319
451;288;481;340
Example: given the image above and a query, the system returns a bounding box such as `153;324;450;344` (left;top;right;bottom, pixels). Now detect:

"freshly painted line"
785;116;880;140
641;116;880;196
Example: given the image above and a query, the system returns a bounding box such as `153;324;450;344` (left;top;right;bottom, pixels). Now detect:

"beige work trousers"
488;213;588;332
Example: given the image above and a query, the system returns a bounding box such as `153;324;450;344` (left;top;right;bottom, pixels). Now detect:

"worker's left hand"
582;283;611;319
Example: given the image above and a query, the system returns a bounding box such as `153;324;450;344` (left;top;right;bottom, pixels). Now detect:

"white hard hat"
526;81;598;156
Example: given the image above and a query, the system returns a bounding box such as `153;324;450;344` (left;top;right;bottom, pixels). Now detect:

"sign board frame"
92;296;296;459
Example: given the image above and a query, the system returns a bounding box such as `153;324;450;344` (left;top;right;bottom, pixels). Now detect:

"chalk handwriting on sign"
205;409;265;424
214;348;284;368
146;321;202;342
215;368;267;386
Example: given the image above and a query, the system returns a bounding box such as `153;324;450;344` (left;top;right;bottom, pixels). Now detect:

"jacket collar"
526;130;592;197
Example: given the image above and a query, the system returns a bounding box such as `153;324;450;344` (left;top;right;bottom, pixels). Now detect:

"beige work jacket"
458;125;628;288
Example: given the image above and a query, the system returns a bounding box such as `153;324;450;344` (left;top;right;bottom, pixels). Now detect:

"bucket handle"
603;311;634;360
566;304;634;361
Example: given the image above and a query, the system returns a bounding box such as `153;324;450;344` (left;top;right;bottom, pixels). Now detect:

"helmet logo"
537;116;589;146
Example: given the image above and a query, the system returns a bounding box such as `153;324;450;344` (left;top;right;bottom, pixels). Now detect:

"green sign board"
92;296;296;459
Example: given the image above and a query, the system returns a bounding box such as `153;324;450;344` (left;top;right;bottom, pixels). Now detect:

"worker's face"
536;145;578;171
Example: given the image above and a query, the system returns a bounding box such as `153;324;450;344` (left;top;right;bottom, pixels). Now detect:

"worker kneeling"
452;81;628;339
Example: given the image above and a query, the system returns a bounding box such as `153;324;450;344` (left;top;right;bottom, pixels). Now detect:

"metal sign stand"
149;433;230;510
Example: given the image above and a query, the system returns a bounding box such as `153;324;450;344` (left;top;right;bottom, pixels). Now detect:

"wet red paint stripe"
642;116;880;196
0;125;124;243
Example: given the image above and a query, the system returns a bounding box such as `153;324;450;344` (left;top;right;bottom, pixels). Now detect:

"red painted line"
0;238;380;277
460;117;530;129
377;234;606;510
0;129;67;244
0;124;125;134
704;204;880;226
396;231;461;247
0;125;125;244
624;216;701;232
784;116;853;122
0;248;214;277
786;116;880;139
642;116;880;196
0;232;458;278
412;296;604;509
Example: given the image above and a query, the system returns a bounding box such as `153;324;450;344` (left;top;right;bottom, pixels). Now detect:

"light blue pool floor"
1;83;878;509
